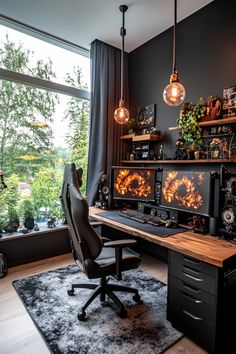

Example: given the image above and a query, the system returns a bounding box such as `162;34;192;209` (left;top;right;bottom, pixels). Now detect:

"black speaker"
95;174;110;210
209;217;218;236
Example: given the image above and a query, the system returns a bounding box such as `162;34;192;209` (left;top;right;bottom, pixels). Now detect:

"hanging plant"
177;101;205;151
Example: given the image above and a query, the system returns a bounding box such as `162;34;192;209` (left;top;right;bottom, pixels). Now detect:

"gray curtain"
86;39;129;205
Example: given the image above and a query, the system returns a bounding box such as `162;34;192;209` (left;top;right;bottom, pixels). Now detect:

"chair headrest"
63;162;83;189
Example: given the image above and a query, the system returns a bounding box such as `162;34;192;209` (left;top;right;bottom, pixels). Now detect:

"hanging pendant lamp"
114;5;130;124
163;0;185;106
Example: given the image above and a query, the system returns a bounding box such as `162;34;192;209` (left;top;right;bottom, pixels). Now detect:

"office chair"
60;162;141;320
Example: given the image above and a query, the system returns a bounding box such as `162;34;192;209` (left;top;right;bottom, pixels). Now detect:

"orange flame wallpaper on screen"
162;171;205;210
114;169;152;198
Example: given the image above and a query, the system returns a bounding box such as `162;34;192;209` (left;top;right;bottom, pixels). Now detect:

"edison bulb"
163;81;186;107
114;99;130;124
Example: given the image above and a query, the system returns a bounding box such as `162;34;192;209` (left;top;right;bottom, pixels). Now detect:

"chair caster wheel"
133;293;141;302
67;289;74;296
118;308;127;318
78;310;86;321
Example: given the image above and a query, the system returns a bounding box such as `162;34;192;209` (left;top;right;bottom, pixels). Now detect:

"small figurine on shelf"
174;138;187;160
157;145;164;160
209;138;222;159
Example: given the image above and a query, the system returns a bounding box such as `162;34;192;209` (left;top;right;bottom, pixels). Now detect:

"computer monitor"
111;167;156;203
160;170;211;216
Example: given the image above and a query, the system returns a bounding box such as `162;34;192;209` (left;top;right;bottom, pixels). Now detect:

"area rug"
13;265;183;354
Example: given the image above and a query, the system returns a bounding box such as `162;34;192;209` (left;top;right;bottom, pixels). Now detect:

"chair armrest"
100;236;111;244
104;239;137;280
90;221;103;228
103;239;137;248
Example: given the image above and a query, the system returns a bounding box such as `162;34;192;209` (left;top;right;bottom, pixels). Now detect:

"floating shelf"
169;116;236;131
121;159;236;164
120;133;164;142
120;133;135;140
132;134;164;142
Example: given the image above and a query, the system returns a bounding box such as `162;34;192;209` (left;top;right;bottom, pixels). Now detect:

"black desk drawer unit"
167;250;219;353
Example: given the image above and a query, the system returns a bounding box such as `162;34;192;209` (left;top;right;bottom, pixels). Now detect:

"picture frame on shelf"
137;103;156;131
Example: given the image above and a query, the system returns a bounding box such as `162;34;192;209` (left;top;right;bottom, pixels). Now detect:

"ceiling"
0;0;213;53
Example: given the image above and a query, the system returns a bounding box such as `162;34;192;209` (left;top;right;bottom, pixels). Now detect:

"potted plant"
125;117;137;134
177;101;204;159
0;211;8;236
20;199;35;230
6;207;20;232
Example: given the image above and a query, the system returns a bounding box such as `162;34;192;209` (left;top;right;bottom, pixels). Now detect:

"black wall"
128;0;236;159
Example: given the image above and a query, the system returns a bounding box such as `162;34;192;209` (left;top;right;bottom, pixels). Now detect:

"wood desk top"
90;207;236;268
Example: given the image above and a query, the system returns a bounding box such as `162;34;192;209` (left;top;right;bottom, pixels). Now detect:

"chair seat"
76;246;141;279
98;245;140;261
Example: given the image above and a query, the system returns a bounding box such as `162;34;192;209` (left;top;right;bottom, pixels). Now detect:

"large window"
0;23;90;231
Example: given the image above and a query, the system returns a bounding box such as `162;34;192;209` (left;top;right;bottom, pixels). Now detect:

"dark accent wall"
128;0;236;159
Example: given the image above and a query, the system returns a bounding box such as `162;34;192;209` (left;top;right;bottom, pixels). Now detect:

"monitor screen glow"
112;168;155;202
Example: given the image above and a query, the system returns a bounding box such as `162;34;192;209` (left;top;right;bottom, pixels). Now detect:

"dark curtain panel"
86;39;129;205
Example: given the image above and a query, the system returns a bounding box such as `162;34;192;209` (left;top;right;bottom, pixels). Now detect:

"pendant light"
163;0;185;106
114;5;130;124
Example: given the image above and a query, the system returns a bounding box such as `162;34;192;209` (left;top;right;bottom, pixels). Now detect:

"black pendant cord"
172;0;177;74
119;5;127;101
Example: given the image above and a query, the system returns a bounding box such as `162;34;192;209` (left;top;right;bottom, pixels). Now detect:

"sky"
0;24;90;148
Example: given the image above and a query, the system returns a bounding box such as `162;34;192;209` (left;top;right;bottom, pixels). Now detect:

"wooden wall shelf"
169;116;236;131
121;158;236;164
120;133;164;142
120;133;135;140
132;134;164;142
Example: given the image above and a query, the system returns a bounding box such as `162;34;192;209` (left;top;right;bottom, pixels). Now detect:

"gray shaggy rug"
13;265;182;354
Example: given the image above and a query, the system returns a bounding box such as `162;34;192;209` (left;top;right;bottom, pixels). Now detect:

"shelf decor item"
137;103;156;133
222;84;236;118
114;5;130;125
163;0;186;106
177;101;204;156
125;117;137;134
199;96;222;122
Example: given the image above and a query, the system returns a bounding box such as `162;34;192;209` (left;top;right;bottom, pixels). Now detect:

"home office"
1;1;236;354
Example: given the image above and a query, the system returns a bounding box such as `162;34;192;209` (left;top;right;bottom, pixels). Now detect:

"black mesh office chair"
60;163;141;320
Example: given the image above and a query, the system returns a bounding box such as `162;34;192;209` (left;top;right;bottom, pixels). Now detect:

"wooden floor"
0;253;208;354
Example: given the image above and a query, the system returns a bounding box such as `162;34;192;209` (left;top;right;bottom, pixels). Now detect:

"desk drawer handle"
183;257;201;264
183;265;200;275
182;281;201;293
183;272;203;282
183;310;203;321
181;290;203;304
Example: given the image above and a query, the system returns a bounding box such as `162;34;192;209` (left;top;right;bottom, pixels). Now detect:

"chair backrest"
60;163;103;270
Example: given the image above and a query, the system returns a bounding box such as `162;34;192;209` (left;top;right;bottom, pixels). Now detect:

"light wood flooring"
0;253;208;354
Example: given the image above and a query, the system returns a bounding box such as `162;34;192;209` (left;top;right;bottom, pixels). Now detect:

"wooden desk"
90;207;236;353
90;207;236;268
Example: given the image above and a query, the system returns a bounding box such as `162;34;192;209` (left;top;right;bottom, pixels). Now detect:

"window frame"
0;14;91;101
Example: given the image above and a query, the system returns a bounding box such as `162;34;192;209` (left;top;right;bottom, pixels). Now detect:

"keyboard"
119;209;179;228
119;209;154;224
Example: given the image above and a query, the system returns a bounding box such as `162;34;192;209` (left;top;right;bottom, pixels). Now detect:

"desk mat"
96;210;187;237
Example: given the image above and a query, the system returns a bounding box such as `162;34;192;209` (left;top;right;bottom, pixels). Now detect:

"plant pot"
194;150;201;160
5;218;20;232
24;217;35;230
187;150;195;160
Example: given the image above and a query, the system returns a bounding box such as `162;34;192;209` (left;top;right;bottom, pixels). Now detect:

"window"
0;22;90;231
